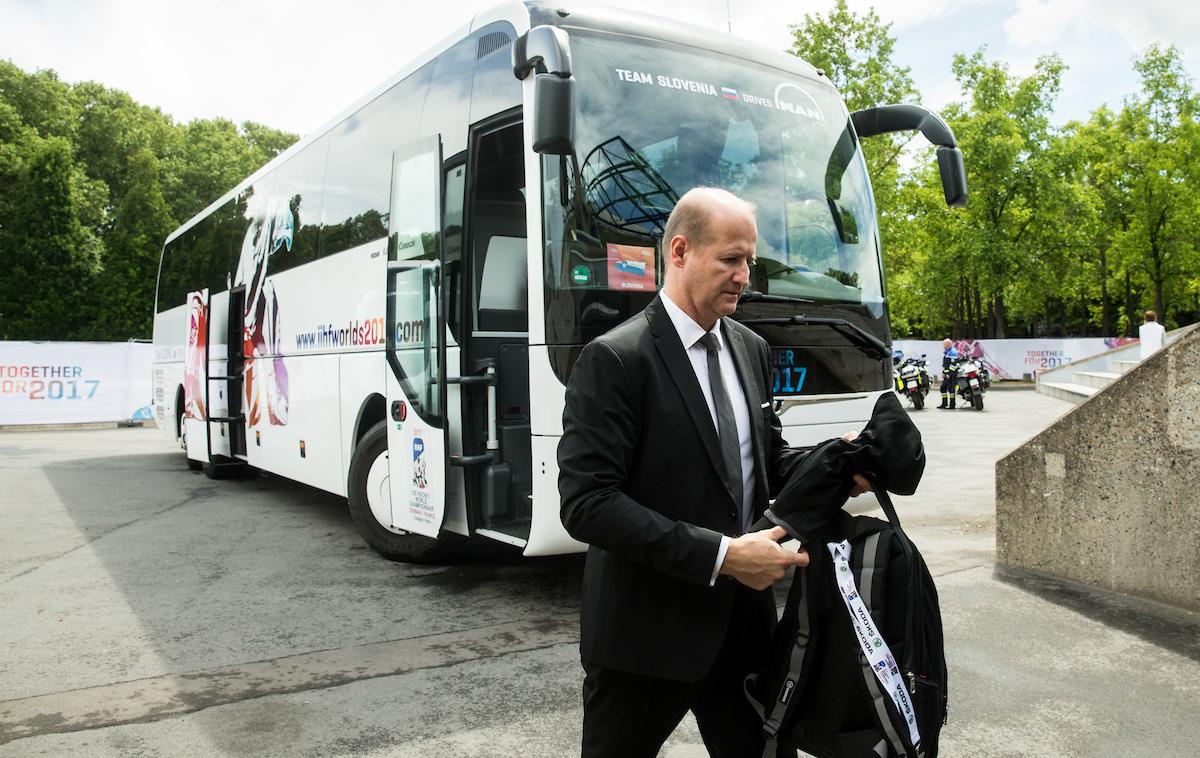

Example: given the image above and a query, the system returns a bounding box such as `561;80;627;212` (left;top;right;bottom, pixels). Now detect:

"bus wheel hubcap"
365;451;390;528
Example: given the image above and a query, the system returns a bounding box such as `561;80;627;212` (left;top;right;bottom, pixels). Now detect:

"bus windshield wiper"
737;290;815;305
736;314;888;360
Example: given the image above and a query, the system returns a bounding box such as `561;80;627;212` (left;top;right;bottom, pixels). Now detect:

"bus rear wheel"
347;421;460;563
179;409;203;471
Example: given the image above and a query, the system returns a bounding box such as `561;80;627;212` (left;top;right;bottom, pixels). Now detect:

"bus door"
385;141;450;538
183;287;238;469
225;285;247;458
204;288;233;462
460;119;532;546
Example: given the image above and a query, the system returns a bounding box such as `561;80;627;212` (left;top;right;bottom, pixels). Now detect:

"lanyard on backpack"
828;539;922;751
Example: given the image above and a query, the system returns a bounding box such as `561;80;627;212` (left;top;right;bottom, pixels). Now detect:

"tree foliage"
0;137;101;339
0;60;296;340
785;8;1200;336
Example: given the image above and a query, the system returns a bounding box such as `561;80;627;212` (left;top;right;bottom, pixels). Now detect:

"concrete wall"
996;326;1200;610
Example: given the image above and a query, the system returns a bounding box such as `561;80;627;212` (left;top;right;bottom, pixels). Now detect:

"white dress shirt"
659;291;756;585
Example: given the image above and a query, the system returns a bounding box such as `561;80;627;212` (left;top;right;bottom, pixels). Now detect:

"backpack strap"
744;558;807;720
873;484;925;664
858;530;890;616
763;568;811;734
873;485;914;562
746;564;813;748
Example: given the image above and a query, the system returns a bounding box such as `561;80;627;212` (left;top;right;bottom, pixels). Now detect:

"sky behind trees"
1;0;1198;135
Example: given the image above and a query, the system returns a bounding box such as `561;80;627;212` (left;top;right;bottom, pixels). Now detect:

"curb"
0;420;156;432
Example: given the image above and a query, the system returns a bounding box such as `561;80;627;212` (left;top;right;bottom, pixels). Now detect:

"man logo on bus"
774;82;824;122
412;435;428;490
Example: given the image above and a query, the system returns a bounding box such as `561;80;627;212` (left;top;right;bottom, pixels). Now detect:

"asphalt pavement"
2;387;1197;756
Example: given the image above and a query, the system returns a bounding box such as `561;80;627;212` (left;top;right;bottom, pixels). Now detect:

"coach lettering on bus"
558;187;868;757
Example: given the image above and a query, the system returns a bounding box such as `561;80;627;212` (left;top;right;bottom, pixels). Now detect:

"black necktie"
699;332;745;530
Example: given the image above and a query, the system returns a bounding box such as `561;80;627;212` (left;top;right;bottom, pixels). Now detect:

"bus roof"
165;0;833;247
164;1;529;246
525;2;825;83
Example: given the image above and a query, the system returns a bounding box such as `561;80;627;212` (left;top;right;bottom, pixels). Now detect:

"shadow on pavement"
995;565;1200;662
22;441;586;751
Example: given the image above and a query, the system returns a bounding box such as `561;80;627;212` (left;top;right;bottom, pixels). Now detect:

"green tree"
1110;45;1199;328
1061;107;1129;336
0;61;76;142
891;50;1066;338
240;120;299;165
0;137;100;339
162;118;297;222
71;80;178;213
0;59;299;340
786;0;918;119
95;148;175;339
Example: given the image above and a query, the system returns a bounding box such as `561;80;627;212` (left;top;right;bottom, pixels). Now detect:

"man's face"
676;207;757;327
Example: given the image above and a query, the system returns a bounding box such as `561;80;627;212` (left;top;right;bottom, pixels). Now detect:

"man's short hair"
662;187;756;253
1145;310;1157;322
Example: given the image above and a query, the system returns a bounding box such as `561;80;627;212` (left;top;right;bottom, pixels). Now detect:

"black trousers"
580;585;790;758
939;371;957;395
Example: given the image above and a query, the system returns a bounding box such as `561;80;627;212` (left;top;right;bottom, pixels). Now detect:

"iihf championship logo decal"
412;434;427;490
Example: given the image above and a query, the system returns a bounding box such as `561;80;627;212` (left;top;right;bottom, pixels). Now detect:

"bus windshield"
542;31;884;346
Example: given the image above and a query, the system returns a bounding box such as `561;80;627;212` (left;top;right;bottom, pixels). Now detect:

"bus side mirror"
533;74;575;155
937;147;968;208
851;104;968;208
514;25;575;155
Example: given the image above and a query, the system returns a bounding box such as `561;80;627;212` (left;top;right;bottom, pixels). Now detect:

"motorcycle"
893;354;931;410
952;357;986;410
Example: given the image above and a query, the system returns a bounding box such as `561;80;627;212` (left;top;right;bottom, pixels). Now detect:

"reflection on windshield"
542;32;885;346
581;137;678;238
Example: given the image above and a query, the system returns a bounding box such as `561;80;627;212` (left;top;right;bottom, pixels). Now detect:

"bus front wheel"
347;421;460;563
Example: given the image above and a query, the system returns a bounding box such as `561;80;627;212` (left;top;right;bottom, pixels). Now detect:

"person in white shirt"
1139;310;1166;360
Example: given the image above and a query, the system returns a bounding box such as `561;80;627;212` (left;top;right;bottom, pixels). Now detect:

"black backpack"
745;489;948;758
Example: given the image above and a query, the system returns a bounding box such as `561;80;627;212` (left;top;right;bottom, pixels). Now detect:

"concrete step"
1074;371;1121;389
1113;360;1140;373
1038;381;1098;404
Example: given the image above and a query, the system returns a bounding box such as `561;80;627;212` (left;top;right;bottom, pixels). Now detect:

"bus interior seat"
474;187;527;333
478;235;527;332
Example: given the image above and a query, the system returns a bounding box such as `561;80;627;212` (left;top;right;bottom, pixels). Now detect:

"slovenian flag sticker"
721;86;739;100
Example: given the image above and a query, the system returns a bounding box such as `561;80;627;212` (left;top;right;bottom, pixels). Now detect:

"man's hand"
719;526;808;590
840;431;874;497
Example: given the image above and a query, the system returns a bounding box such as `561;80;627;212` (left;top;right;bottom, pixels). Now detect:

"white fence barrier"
892;337;1137;380
0;341;153;426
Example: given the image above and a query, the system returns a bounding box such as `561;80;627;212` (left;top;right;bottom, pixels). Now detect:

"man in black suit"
559;188;868;757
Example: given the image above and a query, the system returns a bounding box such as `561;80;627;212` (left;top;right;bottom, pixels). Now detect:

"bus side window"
471;124;526;334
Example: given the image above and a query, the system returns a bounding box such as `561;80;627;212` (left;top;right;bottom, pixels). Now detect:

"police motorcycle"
952;356;987;410
892;350;931;410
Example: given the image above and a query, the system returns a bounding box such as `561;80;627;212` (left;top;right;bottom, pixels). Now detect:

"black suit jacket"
558;295;808;682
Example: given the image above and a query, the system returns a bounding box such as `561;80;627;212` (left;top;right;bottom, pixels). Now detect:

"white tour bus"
152;1;967;562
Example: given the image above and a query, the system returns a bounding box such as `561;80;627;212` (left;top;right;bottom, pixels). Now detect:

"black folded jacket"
753;392;925;540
